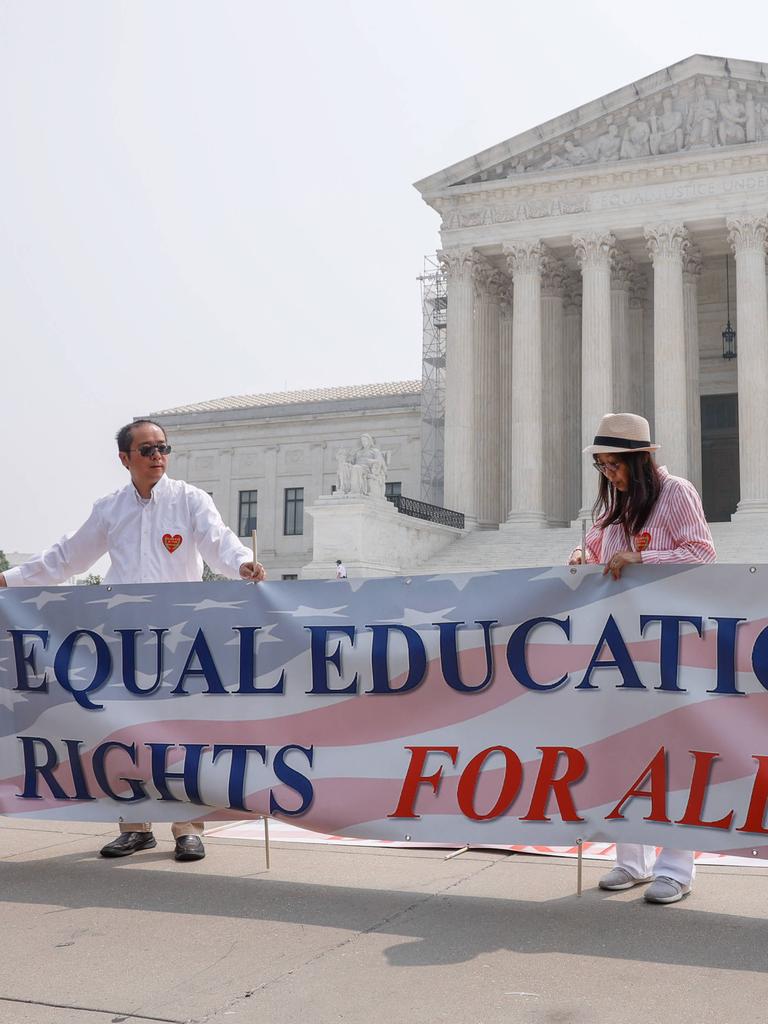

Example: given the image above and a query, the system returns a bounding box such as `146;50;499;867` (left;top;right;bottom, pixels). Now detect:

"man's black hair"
116;419;168;453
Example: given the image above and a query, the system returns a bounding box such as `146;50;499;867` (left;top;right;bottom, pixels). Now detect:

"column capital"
628;268;648;309
563;270;582;314
572;231;615;270
437;246;475;279
504;240;546;277
644;223;689;264
541;252;567;296
727;216;768;255
471;253;505;301
498;279;514;321
611;250;635;291
682;244;703;282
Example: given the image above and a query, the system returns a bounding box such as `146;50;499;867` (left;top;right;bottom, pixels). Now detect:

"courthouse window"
238;490;258;536
385;481;402;502
284;487;304;535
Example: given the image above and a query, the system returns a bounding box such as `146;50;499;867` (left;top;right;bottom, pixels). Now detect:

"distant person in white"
0;419;266;863
335;559;347;579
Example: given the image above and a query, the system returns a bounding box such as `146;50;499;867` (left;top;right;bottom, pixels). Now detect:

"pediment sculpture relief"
459;78;768;185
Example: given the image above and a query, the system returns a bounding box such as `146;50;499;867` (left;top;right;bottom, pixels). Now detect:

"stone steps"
413;521;768;573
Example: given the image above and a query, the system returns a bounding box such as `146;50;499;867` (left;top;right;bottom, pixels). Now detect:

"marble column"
541;253;568;525
563;273;582;524
217;448;234;530
611;250;634;412
498;282;514;525
628;270;647;417
645;223;690;478
438;247;476;522
472;254;503;527
503;240;546;525
727;216;768;517
642;272;655;435
682;245;703;493
573;231;615;519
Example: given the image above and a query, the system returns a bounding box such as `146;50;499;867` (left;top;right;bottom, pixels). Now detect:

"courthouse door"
700;394;740;522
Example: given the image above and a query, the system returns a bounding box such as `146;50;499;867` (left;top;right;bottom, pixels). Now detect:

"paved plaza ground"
1;818;767;1024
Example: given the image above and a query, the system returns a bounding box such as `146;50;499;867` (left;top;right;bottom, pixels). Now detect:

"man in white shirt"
335;559;347;580
0;419;266;863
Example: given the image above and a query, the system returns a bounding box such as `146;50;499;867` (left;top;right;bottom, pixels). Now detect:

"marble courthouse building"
415;54;768;531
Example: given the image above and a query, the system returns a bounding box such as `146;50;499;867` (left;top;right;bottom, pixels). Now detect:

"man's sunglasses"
131;444;172;457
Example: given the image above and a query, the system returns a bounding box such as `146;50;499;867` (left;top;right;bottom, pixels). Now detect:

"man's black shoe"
174;835;206;862
100;831;157;858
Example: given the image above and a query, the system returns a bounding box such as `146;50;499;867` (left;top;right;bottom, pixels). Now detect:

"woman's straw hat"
583;413;660;455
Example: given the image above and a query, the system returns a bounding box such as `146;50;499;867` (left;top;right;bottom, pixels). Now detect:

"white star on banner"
274;605;348;618
224;623;282;646
174;598;247;612
422;571;500;591
0;685;27;711
22;591;68;610
91;624;123;646
155;621;197;653
528;565;602;591
87;594;155;609
376;607;458;626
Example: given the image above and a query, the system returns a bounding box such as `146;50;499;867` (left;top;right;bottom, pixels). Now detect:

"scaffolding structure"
418;254;447;506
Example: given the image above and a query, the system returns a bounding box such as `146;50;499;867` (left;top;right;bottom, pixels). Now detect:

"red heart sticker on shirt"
162;533;183;553
635;531;652;552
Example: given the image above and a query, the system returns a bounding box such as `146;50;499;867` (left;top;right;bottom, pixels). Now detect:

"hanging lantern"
722;256;737;360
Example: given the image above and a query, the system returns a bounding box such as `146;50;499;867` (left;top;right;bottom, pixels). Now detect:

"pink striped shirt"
574;465;716;565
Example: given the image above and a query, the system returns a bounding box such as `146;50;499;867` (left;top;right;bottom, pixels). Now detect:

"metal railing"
390;494;465;530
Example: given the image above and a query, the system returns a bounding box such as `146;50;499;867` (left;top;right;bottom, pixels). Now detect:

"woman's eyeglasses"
593;458;621;474
132;444;172;457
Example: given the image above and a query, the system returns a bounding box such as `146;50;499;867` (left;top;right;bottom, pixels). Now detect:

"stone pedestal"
646;223;690;478
728;216;768;519
302;495;463;578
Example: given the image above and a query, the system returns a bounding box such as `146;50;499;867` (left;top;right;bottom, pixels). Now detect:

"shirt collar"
131;472;170;504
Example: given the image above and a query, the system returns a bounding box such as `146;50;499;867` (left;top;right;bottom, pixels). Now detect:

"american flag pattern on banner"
2;565;768;860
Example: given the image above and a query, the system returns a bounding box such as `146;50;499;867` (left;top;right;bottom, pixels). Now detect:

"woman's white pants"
616;844;695;885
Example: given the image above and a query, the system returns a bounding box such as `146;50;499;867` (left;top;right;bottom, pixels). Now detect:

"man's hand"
568;552;584;565
602;550;641;580
239;561;267;582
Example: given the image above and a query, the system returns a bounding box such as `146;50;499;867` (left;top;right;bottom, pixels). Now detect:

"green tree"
81;573;102;585
0;550;9;573
202;563;225;582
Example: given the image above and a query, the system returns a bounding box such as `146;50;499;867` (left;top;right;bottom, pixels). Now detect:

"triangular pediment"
415;55;768;194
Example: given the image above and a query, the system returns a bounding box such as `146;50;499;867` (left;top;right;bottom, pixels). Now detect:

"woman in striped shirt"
569;412;716;904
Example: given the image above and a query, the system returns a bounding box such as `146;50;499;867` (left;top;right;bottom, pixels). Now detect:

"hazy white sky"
1;0;766;553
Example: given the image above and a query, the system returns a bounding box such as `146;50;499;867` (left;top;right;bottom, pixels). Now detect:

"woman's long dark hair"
592;452;662;540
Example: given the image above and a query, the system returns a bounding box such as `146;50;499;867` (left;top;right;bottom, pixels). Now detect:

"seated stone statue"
335;434;390;498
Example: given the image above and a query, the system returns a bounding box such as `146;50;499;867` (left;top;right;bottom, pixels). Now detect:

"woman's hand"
603;550;641;580
239;561;267;582
568;552;585;565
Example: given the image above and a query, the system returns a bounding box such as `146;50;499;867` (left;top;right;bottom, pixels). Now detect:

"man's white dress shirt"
4;474;252;586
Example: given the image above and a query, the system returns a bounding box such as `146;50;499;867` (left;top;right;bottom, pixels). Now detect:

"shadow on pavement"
1;850;767;973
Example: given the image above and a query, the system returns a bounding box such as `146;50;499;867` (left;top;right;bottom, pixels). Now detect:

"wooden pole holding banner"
251;527;271;869
581;518;587;564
